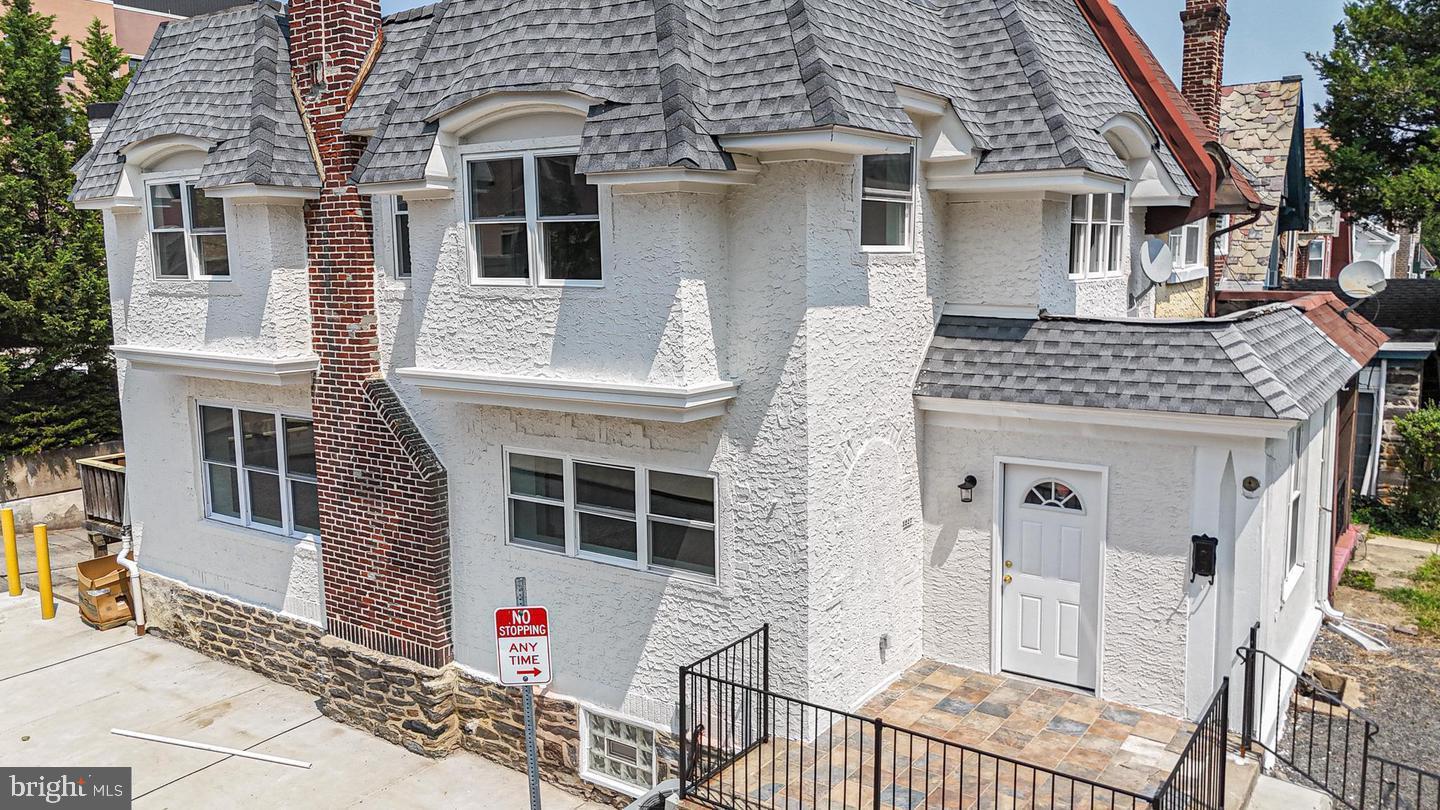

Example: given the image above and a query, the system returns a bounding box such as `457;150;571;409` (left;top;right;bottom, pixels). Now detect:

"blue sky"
1113;0;1344;110
375;0;1345;111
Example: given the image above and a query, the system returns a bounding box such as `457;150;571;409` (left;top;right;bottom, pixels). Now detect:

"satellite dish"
1337;260;1388;299
1139;238;1175;284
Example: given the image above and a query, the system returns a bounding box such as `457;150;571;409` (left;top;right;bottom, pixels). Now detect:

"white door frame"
990;456;1110;695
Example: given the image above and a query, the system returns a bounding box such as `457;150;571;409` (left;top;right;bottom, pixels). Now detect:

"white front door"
1000;464;1102;690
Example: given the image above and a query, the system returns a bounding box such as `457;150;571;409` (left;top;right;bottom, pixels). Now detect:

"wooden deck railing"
77;452;126;549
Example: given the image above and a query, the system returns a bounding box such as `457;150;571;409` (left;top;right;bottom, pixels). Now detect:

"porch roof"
915;296;1374;420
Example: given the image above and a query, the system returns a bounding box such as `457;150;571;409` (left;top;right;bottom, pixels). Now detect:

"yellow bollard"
34;523;54;620
2;508;19;597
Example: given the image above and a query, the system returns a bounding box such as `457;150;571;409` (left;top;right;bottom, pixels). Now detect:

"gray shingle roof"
343;0;1193;191
72;1;319;202
916;306;1360;420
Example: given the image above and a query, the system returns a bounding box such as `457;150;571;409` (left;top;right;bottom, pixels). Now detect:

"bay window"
1069;193;1126;278
859;148;916;250
199;404;319;540
504;449;717;580
466;151;601;285
147;179;229;279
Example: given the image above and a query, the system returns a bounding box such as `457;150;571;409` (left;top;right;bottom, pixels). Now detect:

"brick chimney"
288;0;455;668
1180;0;1229;137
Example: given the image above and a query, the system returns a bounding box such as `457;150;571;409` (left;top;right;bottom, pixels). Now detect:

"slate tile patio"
684;660;1195;810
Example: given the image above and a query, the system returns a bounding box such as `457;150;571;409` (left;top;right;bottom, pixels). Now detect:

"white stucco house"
70;0;1386;800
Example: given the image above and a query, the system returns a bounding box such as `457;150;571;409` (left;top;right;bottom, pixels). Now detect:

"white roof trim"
587;156;761;194
719;127;914;160
929;167;1127;197
915;395;1300;439
113;345;319;385
940;303;1041;319
202;184;319;204
397;368;739;423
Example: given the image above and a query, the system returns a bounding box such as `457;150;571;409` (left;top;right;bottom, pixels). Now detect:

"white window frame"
1169;220;1206;271
1283;425;1308;598
579;707;661;798
1306;239;1327;279
1069;192;1127;279
392;196;411;279
196;401;319;543
857;145;918;254
144;174;231;281
1213;214;1231;256
464;148;603;288
501;447;719;583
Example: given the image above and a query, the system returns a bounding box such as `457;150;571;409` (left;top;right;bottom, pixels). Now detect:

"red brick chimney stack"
288;0;456;668
1180;0;1229;138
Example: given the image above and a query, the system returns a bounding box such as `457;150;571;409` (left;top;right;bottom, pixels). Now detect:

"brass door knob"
1003;574;1013;584
1005;560;1013;568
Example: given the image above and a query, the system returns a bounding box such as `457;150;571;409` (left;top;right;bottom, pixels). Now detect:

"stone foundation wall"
1378;359;1425;500
142;573;668;807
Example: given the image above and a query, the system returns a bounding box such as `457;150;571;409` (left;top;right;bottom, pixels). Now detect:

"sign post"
497;578;551;810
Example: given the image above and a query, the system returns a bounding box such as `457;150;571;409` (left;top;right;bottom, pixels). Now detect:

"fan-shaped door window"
1023;480;1084;512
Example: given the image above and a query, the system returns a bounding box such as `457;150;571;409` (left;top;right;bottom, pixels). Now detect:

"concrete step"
1245;774;1333;810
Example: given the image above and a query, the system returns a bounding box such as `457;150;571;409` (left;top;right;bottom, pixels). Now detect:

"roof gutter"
1073;0;1216;229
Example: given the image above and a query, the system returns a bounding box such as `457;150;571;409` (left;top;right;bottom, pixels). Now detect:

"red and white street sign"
495;605;552;687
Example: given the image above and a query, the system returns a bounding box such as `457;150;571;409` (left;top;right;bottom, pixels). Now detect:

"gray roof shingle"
343;0;1193;191
72;1;320;202
916;306;1359;420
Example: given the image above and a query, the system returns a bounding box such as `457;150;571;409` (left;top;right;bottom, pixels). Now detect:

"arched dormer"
1101;113;1190;209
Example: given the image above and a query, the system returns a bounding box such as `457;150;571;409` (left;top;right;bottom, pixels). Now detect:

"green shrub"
1392;408;1440;530
1341;567;1377;591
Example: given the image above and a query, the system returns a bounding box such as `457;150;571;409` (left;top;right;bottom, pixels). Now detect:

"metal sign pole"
515;577;542;810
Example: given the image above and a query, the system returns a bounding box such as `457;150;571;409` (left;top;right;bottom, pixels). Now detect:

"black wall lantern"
1191;534;1219;584
957;475;978;503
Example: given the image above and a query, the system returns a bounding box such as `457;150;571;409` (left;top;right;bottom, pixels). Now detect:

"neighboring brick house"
72;0;1381;803
1284;278;1440;501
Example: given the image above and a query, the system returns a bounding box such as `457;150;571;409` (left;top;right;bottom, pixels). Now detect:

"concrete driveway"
0;591;609;809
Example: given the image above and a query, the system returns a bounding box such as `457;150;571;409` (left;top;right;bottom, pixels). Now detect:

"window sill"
202;516;320;552
578;768;651;800
145;279;245;298
1166;264;1209;284
1281;563;1306;604
1069;274;1125;284
859;244;914;256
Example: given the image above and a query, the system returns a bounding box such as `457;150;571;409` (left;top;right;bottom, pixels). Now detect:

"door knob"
1004;560;1013;569
1003;574;1013;584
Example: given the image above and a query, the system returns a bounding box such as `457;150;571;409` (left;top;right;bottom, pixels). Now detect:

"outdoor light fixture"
958;475;978;503
1191;534;1219;584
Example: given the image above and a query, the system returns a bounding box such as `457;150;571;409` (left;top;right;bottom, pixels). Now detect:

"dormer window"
147;179;230;279
1069;193;1125;279
859;148;916;251
466;151;601;286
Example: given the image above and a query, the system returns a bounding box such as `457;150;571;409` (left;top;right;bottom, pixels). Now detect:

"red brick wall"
289;0;454;668
1180;0;1228;138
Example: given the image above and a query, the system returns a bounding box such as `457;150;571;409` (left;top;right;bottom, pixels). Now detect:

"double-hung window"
1305;240;1327;279
199;404;319;540
1168;220;1205;270
504;450;718;580
1069;193;1126;278
859;148;916;250
466;152;601;285
1213;214;1232;257
147;180;230;279
1286;427;1306;573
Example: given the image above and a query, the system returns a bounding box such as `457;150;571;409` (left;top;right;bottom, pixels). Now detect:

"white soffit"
112;345;319;385
397;367;739;423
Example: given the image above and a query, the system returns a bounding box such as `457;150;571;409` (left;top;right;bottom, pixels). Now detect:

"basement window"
147;179;230;280
582;709;658;795
199;404;318;541
503;449;717;581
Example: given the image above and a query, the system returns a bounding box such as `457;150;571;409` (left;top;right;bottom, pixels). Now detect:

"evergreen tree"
1311;0;1440;228
0;0;119;455
74;17;130;110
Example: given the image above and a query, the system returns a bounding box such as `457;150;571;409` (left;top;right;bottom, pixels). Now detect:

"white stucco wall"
920;413;1198;715
104;200;311;358
116;369;325;624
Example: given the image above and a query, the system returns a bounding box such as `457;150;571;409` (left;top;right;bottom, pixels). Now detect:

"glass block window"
584;710;657;792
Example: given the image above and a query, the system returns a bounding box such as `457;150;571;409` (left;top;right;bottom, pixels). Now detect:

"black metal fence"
1239;625;1440;810
678;627;1228;810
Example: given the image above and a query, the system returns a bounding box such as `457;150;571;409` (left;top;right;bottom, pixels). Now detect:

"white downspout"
116;500;146;635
